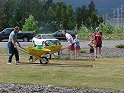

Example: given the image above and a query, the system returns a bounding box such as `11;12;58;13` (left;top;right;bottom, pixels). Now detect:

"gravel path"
101;47;124;58
0;84;122;93
80;47;124;58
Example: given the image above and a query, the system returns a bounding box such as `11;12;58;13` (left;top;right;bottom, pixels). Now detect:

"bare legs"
68;49;75;59
75;50;80;57
95;47;101;58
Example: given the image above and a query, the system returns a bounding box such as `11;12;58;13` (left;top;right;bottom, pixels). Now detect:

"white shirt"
65;33;74;45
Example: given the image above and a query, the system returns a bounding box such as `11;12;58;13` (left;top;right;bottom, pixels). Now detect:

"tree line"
0;0;103;33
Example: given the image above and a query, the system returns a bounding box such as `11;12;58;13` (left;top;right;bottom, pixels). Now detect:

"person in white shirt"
62;30;75;59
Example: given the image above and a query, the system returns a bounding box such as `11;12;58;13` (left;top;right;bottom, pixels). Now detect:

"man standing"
62;30;75;59
7;26;21;64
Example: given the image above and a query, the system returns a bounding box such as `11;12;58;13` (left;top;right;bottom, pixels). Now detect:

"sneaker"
16;61;20;65
7;62;11;64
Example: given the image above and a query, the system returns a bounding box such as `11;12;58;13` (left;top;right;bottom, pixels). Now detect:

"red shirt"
94;31;102;45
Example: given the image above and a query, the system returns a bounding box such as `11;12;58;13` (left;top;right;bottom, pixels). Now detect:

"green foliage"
99;23;113;34
22;15;38;32
88;0;96;13
78;22;124;40
78;25;91;40
99;23;124;40
75;0;100;29
2;0;16;28
17;0;42;28
66;5;76;29
75;6;88;29
53;2;76;30
0;0;4;30
116;44;124;48
113;26;123;34
80;49;88;54
87;0;99;28
0;0;102;32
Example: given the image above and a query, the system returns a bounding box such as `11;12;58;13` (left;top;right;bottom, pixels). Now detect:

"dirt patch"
95;61;124;65
20;62;93;68
41;63;93;68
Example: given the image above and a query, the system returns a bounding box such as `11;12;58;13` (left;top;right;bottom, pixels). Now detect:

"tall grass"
77;23;124;40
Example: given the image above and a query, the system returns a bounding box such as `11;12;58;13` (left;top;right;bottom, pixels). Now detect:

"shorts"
74;46;81;50
90;47;94;53
68;43;75;51
95;44;102;47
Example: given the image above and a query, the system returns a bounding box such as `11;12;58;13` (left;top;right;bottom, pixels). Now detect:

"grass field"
0;48;124;91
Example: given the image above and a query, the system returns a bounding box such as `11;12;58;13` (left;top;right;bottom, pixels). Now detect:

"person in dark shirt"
7;26;21;64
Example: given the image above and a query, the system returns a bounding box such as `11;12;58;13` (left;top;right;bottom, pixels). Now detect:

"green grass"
116;44;124;48
1;48;124;91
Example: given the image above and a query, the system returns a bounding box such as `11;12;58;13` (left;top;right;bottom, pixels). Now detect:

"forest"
0;0;103;33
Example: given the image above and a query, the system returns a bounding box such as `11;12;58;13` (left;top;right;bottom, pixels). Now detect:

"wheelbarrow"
18;46;51;64
44;45;62;59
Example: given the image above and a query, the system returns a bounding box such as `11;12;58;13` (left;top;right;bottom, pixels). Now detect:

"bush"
99;23;113;34
78;25;91;40
116;44;124;48
22;15;39;32
80;49;88;54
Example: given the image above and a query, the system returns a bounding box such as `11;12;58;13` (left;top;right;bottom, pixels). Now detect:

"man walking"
7;26;21;64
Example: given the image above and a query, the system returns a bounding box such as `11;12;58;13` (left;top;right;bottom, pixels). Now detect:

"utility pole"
105;13;108;23
120;5;124;27
117;7;120;26
113;9;116;26
120;5;124;18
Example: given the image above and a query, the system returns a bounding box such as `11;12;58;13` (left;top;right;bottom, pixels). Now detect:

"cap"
96;27;99;31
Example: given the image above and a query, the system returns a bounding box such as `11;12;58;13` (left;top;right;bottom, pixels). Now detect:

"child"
74;34;81;57
88;39;94;58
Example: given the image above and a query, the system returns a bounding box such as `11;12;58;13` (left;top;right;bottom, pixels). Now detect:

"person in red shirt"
94;27;102;58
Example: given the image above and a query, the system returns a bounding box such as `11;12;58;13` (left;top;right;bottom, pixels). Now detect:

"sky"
53;0;124;14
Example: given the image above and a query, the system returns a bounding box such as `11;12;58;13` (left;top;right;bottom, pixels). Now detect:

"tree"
0;0;4;30
0;0;103;32
98;16;104;24
87;0;100;28
16;0;42;28
3;0;16;27
65;5;76;29
54;2;75;30
22;15;38;32
88;0;96;16
54;2;67;30
81;6;88;27
75;5;88;29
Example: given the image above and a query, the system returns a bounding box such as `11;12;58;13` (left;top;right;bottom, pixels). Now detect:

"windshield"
3;28;14;34
42;35;55;39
